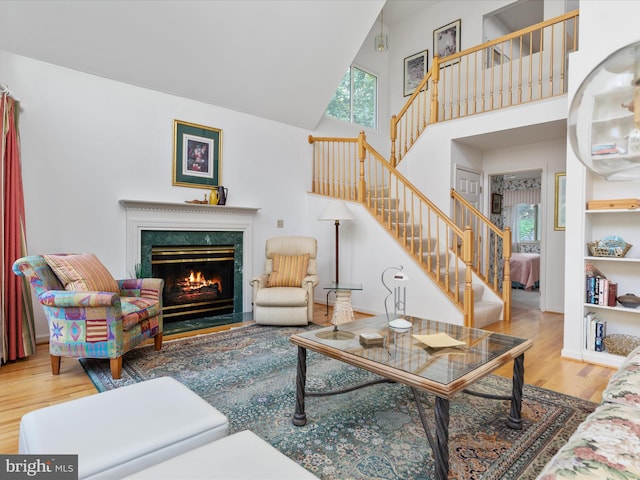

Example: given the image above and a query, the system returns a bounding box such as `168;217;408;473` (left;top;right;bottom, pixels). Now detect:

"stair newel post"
463;226;474;328
390;115;398;167
431;56;440;124
308;135;316;195
502;227;512;323
357;131;367;203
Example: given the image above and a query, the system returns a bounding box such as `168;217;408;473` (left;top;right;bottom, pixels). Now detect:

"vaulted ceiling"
0;0;389;130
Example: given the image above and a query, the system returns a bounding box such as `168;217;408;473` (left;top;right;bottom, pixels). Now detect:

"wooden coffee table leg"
292;346;307;426
434;396;450;480
507;353;525;429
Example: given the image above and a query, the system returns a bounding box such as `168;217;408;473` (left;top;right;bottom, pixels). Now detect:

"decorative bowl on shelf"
617;293;640;308
588;236;632;257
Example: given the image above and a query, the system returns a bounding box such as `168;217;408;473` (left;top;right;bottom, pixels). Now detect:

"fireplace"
152;245;236;322
120;199;259;323
141;229;244;322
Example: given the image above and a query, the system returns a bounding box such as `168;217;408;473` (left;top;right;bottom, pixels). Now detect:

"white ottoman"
19;377;229;480
124;430;319;479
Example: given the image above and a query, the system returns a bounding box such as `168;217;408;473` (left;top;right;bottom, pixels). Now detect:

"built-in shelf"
585;256;640;263
583;303;640;314
591;112;633;125
582;199;640;367
582;350;626;368
586;209;640;214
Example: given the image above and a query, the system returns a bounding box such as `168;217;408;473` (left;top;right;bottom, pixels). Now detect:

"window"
325;65;377;129
515;204;541;242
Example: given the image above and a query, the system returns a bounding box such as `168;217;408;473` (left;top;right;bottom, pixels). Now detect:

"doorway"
489;170;543;311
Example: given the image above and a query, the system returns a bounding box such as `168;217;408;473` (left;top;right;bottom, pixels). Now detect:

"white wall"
313;13;391;155
401;97;567;211
307;196;464;323
387;0;569;120
1;50;315;340
2;0;595;342
563;1;640;361
388;0;515;117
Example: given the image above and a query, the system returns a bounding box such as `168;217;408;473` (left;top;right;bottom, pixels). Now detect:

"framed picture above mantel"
172;119;222;189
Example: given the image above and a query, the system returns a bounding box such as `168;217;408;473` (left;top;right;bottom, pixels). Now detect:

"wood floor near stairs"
0;300;615;454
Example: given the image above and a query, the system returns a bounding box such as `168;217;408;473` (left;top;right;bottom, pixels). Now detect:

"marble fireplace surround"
120;200;259;313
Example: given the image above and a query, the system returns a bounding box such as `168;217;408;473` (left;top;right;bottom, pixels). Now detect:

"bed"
510;253;540;290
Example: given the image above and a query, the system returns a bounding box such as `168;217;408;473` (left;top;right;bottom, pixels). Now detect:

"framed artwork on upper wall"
433;19;461;60
554;172;566;231
403;49;428;97
172;119;222;189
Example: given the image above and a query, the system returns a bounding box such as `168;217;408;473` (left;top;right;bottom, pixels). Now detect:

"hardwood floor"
0;299;615;454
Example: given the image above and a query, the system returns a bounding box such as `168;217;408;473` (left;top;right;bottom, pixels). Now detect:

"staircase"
308;10;578;328
370;186;504;328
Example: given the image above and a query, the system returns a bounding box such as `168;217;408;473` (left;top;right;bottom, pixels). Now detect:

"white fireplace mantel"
120;199;260;312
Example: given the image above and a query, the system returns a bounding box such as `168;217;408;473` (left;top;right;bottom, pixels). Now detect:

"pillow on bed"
43;253;119;293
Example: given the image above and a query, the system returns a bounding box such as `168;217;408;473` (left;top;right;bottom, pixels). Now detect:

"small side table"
323;283;363;326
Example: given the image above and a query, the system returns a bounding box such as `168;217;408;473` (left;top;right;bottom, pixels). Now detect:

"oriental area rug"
80;324;595;480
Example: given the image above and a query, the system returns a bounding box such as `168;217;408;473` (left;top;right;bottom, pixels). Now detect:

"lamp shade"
318;200;355;222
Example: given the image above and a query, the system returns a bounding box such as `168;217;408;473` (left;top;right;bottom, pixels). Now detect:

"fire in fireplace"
151;245;235;322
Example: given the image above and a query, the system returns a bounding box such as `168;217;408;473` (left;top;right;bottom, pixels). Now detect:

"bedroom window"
515;204;541;242
325;65;377;129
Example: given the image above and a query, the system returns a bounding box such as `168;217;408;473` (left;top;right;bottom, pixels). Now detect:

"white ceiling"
486;0;544;34
454;119;567;151
0;0;568;147
0;0;386;130
382;0;438;25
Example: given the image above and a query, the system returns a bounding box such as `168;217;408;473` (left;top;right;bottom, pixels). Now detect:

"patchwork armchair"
250;236;319;326
12;254;163;379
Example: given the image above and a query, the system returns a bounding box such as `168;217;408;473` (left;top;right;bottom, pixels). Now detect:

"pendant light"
374;10;388;52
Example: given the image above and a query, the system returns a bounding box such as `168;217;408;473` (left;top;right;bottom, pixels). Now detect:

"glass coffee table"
289;314;533;480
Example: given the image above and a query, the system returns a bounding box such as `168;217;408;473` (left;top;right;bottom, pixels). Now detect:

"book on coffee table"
413;332;466;348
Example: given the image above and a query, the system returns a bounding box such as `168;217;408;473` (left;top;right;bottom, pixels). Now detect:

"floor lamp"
318;200;354;284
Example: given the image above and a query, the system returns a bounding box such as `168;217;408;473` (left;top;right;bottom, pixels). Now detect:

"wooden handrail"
395;70;433;123
310;133;475;326
451;189;512;321
440;10;579;65
306;10;580;326
391;10;579;165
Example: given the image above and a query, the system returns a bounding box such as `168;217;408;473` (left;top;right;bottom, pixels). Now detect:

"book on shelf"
584;311;607;352
595;319;606;352
608;282;618;307
585;274;618;308
585;311;596;350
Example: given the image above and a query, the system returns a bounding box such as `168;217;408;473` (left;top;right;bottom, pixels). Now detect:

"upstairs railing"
310;133;476;327
391;9;579;165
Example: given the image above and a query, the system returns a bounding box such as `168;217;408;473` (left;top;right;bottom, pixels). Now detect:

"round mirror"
569;41;640;181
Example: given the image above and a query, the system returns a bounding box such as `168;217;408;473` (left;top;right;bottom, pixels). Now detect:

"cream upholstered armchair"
250;236;319;325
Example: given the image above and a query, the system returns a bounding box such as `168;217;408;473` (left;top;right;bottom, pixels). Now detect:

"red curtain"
1;91;35;363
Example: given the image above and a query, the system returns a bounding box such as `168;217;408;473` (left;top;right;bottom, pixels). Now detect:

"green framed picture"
172;119;222;189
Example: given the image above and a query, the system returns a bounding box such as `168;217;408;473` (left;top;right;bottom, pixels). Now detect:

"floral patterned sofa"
537;347;640;479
